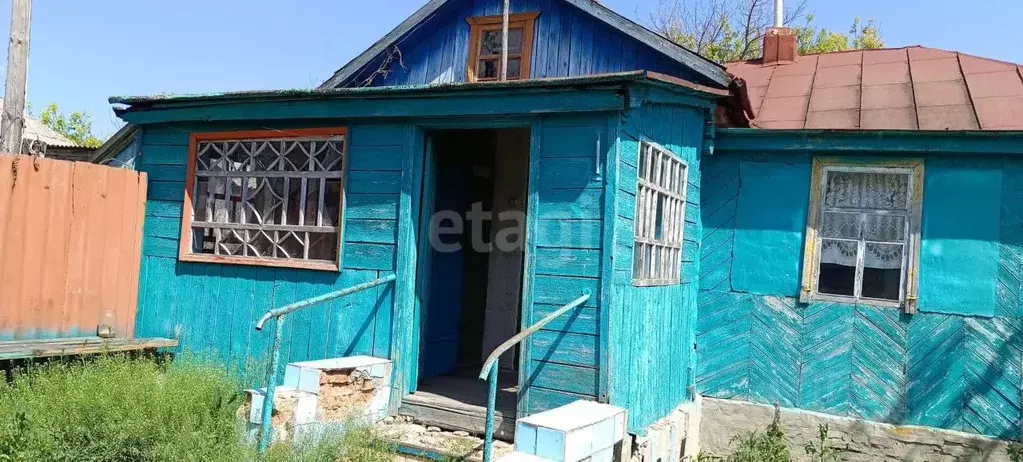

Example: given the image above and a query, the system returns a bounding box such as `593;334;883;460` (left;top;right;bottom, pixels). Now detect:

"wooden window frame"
466;12;539;82
632;140;688;287
799;157;924;313
178;127;348;272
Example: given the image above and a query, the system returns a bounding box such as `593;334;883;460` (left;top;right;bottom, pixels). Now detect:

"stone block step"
282;355;392;423
514;400;626;462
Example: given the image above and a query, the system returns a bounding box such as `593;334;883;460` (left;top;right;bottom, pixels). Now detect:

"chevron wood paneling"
748;296;802;407
697;290;752;399
696;292;1023;439
699;155;739;292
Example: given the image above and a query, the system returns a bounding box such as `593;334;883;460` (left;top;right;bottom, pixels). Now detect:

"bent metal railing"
253;273;397;453
477;291;591;462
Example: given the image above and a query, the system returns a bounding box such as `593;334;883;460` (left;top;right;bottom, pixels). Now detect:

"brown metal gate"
0;155;147;340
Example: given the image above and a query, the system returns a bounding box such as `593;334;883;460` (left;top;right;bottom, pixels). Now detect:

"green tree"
652;0;884;63
38;103;103;148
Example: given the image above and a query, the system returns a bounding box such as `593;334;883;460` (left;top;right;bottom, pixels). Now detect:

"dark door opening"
405;127;530;437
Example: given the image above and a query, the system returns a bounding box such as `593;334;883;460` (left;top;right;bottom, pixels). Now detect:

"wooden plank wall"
607;103;704;432
521;114;611;415
339;0;712;88
0;155;146;340
134;122;403;376
696;151;1023;439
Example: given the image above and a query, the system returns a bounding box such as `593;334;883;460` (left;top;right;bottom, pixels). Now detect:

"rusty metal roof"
726;46;1023;130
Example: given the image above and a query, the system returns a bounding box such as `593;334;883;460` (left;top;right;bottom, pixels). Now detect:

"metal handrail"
254;273;397;453
478;291;591;462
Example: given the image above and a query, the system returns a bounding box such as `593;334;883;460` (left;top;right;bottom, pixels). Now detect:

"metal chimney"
774;0;783;27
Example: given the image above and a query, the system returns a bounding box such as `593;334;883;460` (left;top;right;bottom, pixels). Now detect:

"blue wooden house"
110;0;1023;455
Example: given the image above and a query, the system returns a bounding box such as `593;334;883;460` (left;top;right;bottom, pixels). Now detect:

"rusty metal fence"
0;155;147;340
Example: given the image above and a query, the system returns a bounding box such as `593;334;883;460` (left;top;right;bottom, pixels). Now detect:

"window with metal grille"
633;141;688;286
180;128;347;271
811;167;914;304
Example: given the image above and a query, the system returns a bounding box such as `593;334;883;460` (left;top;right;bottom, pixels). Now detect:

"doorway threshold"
400;370;519;440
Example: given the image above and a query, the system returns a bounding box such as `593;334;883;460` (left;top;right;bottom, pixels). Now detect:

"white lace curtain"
819;170;909;270
824;171;909;210
820;240;903;269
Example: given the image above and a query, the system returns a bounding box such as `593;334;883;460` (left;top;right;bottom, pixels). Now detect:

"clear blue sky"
0;0;1019;138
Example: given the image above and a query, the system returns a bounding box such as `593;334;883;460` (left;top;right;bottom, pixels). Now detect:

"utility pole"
1;0;31;154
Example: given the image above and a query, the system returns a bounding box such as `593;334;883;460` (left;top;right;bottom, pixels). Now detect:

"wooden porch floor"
0;337;178;361
399;370;519;440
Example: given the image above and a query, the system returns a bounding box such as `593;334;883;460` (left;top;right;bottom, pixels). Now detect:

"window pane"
824;171;909;210
862;243;903;300
818;239;857;296
507;28;523;54
478;59;499;79
654;194;665;240
507;58;522;79
864;214;905;242
820;211;860;239
480;30;502;55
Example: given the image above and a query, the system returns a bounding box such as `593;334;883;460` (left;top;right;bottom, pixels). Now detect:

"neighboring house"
20;114;94;161
91;123;140;168
107;0;1023;457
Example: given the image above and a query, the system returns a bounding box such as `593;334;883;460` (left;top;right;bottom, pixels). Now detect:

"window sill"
177;253;340;272
805;292;902;309
632;279;681;287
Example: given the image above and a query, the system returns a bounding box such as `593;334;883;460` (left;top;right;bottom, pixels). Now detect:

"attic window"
467;12;539;82
179;128;347;272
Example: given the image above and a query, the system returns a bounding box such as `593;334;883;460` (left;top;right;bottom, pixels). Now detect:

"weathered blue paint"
331;0;723;89
731;160;809;297
134;121;408;374
918;160;1002;316
697;130;1023;439
119;76;719;440
606;102;707;432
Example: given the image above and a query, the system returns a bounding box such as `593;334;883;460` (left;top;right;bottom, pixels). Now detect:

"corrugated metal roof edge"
110;71;730;110
716;127;1023;154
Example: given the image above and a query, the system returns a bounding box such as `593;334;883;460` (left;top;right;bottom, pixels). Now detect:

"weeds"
0;355;392;461
724;404;790;462
803;424;842;462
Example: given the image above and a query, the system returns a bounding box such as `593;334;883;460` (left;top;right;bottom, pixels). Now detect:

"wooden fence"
0;155;147;340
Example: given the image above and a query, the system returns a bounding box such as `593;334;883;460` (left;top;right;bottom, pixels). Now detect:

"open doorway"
403;128;530;437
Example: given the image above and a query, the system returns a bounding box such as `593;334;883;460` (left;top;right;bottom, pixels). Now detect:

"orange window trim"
179;127;348;272
466;12;539;82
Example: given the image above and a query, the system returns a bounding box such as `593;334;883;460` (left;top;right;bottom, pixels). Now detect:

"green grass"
0;355;394;462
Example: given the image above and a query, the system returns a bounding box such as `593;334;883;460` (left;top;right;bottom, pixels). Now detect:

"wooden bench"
0;337;178;361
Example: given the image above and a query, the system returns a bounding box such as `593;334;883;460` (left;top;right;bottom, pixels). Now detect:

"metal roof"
727;46;1023;130
109;71;728;109
316;0;731;89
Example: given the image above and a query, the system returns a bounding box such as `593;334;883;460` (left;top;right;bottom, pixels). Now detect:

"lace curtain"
820;240;903;269
819;170;909;270
824;171;909;210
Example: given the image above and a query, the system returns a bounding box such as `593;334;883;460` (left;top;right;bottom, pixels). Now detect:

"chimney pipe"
763;0;796;64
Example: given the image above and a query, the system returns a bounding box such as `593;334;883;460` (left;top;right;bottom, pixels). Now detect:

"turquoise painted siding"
522;114;612;415
135;122;405;372
337;0;715;88
607;103;706;432
697;149;1023;439
919;159;1002;316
